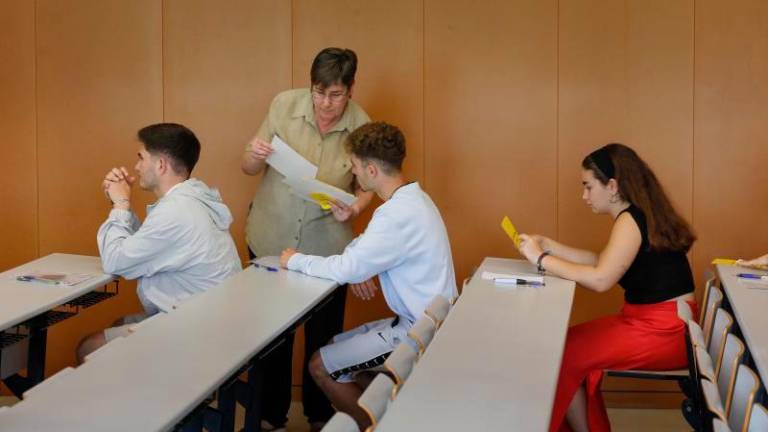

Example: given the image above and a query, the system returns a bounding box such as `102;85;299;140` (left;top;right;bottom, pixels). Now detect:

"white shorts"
103;312;149;342
319;316;415;383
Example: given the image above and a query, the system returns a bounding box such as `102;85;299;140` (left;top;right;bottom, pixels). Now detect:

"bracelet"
112;198;130;206
537;251;551;273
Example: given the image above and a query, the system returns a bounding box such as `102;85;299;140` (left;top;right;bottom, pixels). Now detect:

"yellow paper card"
309;192;333;210
501;216;521;248
711;258;737;266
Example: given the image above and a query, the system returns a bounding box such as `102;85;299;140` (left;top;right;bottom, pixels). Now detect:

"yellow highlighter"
309;192;334;210
501;216;522;248
711;258;737;266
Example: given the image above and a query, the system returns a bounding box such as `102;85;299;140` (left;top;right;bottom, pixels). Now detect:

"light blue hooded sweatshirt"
97;178;241;313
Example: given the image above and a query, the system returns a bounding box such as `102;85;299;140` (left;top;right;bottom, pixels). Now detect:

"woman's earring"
609;193;620;204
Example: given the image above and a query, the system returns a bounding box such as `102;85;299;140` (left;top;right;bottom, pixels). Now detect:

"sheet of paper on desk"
739;278;768;290
17;271;96;286
266;135;318;179
283;177;356;210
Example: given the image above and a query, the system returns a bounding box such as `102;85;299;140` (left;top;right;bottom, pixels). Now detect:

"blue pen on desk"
737;273;768;281
253;263;278;272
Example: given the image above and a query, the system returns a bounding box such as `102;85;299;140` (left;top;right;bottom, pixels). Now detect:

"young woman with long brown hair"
518;143;697;432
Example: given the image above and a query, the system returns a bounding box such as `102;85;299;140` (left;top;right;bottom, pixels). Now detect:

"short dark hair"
345;122;406;174
310;47;358;89
137;123;200;177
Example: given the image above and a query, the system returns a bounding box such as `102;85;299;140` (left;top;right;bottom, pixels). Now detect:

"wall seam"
555;0;560;240
421;0;426;188
161;0;166;121
34;0;40;257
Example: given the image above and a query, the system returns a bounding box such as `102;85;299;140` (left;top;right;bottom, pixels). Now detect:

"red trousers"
549;300;698;432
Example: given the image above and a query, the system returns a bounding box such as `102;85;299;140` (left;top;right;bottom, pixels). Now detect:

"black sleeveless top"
617;205;694;304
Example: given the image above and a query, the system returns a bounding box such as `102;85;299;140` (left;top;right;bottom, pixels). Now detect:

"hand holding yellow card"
501;216;521;248
310;192;334;210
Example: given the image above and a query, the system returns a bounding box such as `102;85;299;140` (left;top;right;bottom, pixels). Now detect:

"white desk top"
0;253;115;330
0;260;338;432
716;264;768;385
376;257;576;432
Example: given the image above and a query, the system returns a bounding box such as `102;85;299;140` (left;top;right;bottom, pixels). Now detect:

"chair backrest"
357;373;395;430
704;285;724;348
424;295;451;328
700;276;716;323
709;307;733;377
689;320;706;348
718;334;745;416
321;411;360;432
748;403;768;432
384;342;418;398
714;417;733;432
728;365;760;432
678;298;694;323
702;378;727;422
695;345;717;382
407;317;436;356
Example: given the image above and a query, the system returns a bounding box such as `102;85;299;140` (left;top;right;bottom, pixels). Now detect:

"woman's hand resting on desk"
736;254;768;270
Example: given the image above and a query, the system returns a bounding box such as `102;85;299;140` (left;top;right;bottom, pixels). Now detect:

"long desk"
716;264;768;387
0;254;116;395
376;257;576;432
0;259;339;432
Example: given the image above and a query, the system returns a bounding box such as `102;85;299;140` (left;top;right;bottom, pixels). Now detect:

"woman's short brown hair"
310;47;358;89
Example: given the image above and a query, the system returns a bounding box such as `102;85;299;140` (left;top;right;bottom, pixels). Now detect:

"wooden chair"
728;365;760;432
407;317;436;356
709;308;734;378
748;403;768;432
383;342;418;398
703;284;724;348
717;334;745;416
321;411;359;432
423;295;451;328
357;374;395;432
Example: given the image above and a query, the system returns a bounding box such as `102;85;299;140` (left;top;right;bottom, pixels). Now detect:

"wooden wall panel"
693;0;768;281
162;0;292;262
0;0;37;272
424;0;558;289
558;0;630;324
559;0;694;326
36;0;163;374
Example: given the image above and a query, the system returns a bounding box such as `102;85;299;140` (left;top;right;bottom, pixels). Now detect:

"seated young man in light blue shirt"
279;122;457;430
76;123;241;363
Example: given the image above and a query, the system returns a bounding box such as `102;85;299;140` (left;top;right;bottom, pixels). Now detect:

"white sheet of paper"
283;177;357;208
266;135;318;179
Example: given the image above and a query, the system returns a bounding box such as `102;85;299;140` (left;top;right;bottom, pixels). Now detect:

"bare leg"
75;316;129;364
566;384;589;432
308;351;370;430
75;332;106;365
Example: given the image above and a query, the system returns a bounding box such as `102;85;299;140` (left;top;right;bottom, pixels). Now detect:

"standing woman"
241;48;373;431
518;143;697;432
